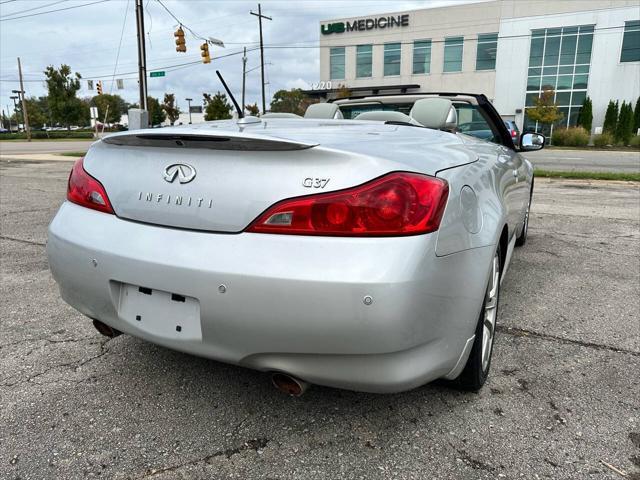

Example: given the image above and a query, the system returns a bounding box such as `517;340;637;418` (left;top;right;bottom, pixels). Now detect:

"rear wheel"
453;245;501;391
515;187;532;247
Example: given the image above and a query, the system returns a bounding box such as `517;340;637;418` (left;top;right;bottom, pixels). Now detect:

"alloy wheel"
481;252;500;372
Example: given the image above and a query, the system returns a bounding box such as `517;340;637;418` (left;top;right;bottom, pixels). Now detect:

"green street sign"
149;71;165;78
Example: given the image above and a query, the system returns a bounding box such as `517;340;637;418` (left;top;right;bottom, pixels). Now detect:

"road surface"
524;148;640;173
1;159;639;479
0;140;94;155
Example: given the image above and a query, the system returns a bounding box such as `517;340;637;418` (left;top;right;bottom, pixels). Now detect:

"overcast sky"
0;0;481;117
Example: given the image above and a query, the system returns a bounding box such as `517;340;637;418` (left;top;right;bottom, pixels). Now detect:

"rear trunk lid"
84;121;474;232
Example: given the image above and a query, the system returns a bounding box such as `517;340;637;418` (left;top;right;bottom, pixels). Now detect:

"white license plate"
118;283;201;341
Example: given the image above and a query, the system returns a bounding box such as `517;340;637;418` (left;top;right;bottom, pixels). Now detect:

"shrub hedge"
551;127;590;147
593;133;614;147
0;131;94;140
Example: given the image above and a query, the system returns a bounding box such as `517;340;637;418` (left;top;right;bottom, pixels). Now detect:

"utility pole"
241;47;247;113
135;0;148;113
17;57;31;141
185;98;193;124
250;4;271;114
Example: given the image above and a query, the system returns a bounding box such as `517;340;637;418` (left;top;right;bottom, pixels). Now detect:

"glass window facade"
525;25;594;133
444;36;464;72
621;20;640;62
384;43;401;76
356;45;373;78
413;40;431;74
476;33;498;70
330;47;345;80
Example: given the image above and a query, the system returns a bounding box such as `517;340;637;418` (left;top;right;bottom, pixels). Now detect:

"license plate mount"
118;283;202;341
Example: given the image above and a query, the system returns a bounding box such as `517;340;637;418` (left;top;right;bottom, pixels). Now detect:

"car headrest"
261;112;302;118
304;103;343;119
410;98;458;130
354;111;416;123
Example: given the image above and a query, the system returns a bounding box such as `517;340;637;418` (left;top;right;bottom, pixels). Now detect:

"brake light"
246;172;449;236
67;158;114;214
511;129;517;138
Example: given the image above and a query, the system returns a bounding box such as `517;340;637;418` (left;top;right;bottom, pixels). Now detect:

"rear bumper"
47;202;493;393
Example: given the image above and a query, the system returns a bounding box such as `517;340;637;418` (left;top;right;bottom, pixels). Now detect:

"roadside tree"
576;96;593;133
147;96;166;126
615;101;634;145
602;100;618;134
44;64;84;128
162;93;180;125
90;94;126;125
633;97;640;134
526;88;563;135
270;89;317;116
245;103;259;116
203;92;232;121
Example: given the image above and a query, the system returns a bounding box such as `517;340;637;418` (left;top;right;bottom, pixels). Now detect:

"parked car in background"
48;92;545;395
504;119;521;145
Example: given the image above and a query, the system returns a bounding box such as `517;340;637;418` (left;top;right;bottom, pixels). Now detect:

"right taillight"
246;172;449;237
67;158;114;214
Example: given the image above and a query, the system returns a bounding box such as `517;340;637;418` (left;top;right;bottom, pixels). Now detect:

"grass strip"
534;169;640;182
58;151;87;157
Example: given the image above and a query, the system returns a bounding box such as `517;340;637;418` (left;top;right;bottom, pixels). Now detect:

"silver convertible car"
47;93;544;395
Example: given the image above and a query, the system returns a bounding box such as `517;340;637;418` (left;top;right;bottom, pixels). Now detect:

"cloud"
0;0;479;115
285;78;311;90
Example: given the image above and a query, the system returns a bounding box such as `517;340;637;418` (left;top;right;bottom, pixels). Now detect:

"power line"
154;0;207;43
108;0;131;95
0;0;110;22
0;48;256;83
0;0;69;19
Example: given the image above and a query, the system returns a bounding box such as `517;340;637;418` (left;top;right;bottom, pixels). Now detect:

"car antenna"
216;70;244;119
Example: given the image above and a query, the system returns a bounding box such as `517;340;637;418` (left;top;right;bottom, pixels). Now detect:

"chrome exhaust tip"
271;372;309;397
92;319;122;338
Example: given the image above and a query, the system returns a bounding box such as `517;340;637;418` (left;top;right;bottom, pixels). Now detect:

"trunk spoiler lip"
101;129;319;151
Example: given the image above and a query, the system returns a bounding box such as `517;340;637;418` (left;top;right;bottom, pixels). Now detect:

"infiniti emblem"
163;163;196;184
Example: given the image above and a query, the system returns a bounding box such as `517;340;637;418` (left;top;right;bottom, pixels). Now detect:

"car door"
456;101;524;239
497;146;525;237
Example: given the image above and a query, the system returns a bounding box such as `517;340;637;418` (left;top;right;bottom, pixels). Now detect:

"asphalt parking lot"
1;159;639;480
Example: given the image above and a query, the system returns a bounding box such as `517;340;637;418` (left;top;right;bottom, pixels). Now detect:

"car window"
455;103;501;144
339;103;413;119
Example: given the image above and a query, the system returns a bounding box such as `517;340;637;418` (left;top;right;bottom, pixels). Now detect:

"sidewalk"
0;153;80;162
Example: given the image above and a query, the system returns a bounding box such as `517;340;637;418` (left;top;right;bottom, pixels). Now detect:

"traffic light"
174;27;186;53
200;42;211;64
96;81;103;95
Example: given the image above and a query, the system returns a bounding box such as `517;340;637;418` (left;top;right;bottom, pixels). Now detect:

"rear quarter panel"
435;140;510;256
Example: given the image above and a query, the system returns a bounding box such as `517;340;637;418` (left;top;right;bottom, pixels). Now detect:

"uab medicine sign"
321;14;409;35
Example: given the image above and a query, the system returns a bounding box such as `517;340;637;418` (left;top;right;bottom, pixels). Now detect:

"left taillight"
67;158;114;214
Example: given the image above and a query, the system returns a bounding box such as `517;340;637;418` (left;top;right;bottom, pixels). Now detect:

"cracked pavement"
1;160;639;480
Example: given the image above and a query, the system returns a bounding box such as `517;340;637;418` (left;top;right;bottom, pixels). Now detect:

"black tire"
452;244;501;391
515;186;533;247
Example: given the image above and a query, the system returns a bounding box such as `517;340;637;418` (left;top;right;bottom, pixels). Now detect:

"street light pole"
185;98;193;124
250;4;272;114
135;0;148;114
17;57;31;141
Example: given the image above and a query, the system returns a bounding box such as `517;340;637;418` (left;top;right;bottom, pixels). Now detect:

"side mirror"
519;132;545;151
444;106;458;131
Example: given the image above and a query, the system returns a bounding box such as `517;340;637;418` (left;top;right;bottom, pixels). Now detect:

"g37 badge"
302;178;330;189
